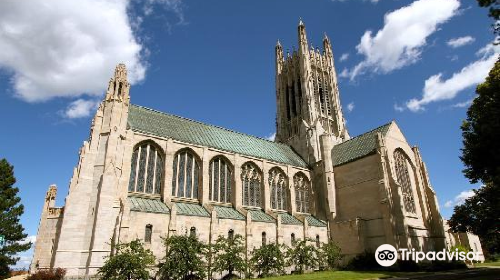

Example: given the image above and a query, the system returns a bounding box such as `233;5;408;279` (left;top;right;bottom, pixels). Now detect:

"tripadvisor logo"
375;244;481;267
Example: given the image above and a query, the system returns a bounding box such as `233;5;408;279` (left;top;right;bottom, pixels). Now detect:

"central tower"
275;20;349;164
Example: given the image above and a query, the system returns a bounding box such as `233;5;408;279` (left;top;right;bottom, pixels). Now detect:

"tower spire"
105;63;130;103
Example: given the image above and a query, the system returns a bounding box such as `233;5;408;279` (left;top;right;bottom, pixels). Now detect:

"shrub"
27;268;66;280
157;234;207;280
250;243;287;277
212;234;247;278
317;241;343;270
344;251;380;271
286;239;318;274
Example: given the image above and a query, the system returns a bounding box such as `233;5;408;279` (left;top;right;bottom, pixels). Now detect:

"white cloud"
447;36;475;48
266;132;276;141
339;53;350;62
444;190;475;208
63;99;101;119
345;0;460;80
394;103;405;112
406;44;498;112
347;102;355;112
451;99;473;108
0;0;147;103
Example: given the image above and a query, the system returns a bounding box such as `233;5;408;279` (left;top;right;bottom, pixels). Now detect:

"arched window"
209;157;232;203
269;168;287;210
145;224;153;243
190;227;196;238
262;232;267;245
294;173;310;213
128;142;164;194
241;162;262;207
316;235;320;248
394;149;417;214
291;233;296;245
172;150;200;199
228;229;234;240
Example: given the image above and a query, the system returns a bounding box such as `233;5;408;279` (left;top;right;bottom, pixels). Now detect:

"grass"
476;261;500;267
258;270;416;280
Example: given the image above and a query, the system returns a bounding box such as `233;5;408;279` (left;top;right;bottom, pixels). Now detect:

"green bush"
157;234;207;280
212;234;247;279
286;239;318;274
317;241;343;270
250;243;287;277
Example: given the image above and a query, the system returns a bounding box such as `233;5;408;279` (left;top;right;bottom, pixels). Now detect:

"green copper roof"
248;209;275;223
214;205;245;220
175;202;210;217
305;215;327;227
280;213;303;225
128;196;170;214
128;105;308;168
332;122;392;167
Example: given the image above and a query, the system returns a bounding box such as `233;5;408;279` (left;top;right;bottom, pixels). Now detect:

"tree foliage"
451;58;500;254
97;239;155;280
286;239;318;274
26;268;66;280
476;0;500;36
157;234;207;280
250;243;287;277
0;158;31;279
317;241;343;270
212;234;247;278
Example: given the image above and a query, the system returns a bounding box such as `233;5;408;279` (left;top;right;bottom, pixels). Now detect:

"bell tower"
275;20;349;164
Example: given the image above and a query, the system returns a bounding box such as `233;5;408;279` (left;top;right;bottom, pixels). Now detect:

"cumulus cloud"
394;103;405;112
406;44;499;112
0;0;148;103
444;190;475;208
344;0;460;80
447;36;475;48
266;132;276;141
63;99;101;119
339;53;350;62
347;102;355;112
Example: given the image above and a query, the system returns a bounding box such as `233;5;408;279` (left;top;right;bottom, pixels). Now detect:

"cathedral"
32;21;464;277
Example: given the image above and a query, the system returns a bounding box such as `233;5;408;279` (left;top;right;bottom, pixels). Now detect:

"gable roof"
332;122;392;167
127;105;308;168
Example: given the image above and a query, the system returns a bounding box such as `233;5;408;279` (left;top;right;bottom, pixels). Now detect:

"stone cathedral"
32;21;455;277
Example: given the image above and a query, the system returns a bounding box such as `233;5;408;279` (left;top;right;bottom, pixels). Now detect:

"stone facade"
31;21;482;278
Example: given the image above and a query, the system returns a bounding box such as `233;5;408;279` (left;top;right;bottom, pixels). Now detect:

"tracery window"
209;157;232;203
145;224;153;243
241;162;262;207
394;149;417;214
172;150;200;199
294;173;310;213
269;168;287;210
128;142;163;195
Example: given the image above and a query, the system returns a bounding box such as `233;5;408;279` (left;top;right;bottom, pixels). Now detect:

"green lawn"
258;270;413;280
476;261;500;267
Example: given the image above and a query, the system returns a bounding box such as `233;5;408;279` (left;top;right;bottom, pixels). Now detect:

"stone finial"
114;63;128;82
276;39;281;47
298;18;304;26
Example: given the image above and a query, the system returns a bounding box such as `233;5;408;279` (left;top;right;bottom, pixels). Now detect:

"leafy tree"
286;239;318;274
157;234;207;280
249;243;287;278
476;0;499;36
317;241;343;270
0;158;31;279
97;239;155;280
451;58;500;254
212;234;247;279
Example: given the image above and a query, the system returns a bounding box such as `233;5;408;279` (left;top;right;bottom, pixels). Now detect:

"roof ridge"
131;104;287;147
334;121;393;147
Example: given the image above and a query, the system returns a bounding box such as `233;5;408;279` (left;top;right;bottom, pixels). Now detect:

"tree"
157;234;207;280
451;58;500;254
317;241;343;270
286;239;318;274
212;234;247;279
249;243;287;278
476;0;499;36
0;158;31;279
97;239;155;280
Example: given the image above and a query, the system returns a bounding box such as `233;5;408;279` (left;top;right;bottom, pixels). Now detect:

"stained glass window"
269;168;287;210
394;149;417;214
294;173;310;213
128;143;164;195
209;157;232;203
172;150;200;199
241;162;262;207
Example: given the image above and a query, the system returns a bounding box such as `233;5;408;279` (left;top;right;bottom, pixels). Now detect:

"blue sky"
0;0;497;268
